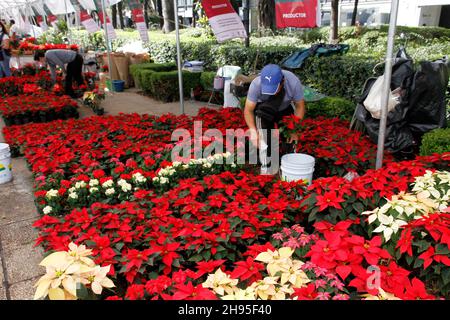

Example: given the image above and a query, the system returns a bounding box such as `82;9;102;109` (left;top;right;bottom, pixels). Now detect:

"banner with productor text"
275;0;320;29
129;0;149;43
80;10;101;33
201;0;247;43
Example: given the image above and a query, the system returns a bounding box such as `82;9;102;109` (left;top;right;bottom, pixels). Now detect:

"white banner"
80;10;101;33
136;22;149;42
107;0;123;6
45;0;75;15
32;1;47;16
78;0;97;11
104;22;117;40
202;0;247;43
208;13;247;42
82;19;101;33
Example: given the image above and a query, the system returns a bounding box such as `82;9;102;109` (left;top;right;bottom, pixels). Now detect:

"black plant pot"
4;117;12;126
13;116;22;125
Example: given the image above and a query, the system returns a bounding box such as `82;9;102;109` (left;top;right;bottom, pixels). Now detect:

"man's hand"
287;133;299;144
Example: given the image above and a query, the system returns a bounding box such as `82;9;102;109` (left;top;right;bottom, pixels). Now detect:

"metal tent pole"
101;0;114;92
375;0;400;169
26;1;37;39
173;0;184;114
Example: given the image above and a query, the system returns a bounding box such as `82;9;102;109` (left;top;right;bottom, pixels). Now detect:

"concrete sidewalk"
0;90;222;300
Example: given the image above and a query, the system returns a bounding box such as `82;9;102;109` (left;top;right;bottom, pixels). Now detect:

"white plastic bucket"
280;153;315;184
0;143;12;184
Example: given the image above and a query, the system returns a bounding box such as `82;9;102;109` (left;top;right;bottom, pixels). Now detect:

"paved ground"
0;89;220;300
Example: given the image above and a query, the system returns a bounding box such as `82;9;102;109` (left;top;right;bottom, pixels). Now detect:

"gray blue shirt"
247;70;304;111
45;49;77;82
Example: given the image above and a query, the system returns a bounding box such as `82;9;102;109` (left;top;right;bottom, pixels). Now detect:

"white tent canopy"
0;0;121;12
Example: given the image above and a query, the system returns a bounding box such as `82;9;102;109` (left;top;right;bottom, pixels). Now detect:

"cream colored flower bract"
80;265;115;295
362;288;401;300
363;170;450;243
34;242;114;300
203;247;310;300
202;269;239;296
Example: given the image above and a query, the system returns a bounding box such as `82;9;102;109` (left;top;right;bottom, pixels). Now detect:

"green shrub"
298;55;378;102
420;128;450;156
306;97;356;120
131;63;201;102
148;71;201;102
200;72;216;89
130;63;177;89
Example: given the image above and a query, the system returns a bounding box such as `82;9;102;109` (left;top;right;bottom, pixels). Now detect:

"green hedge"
131;63;201;102
306;97;356;120
200;72;216;89
130;62;177;90
144;41;379;102
298;55;378;101
420;128;450;156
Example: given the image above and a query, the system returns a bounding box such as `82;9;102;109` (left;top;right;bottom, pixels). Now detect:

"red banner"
275;0;319;29
131;9;145;23
36;16;43;26
80;10;91;22
47;15;58;24
202;0;236;17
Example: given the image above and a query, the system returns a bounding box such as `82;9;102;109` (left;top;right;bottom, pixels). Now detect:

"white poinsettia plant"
34;242;115;300
363;170;450;243
152;152;238;187
202;247;311;300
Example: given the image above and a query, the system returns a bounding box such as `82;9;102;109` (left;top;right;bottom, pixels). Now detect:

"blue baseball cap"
260;64;283;95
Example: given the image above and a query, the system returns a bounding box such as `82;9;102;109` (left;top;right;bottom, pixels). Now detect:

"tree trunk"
330;0;339;43
111;4;117;29
351;0;359;26
144;0;150;28
258;0;276;31
161;0;175;33
157;0;164;28
118;1;124;29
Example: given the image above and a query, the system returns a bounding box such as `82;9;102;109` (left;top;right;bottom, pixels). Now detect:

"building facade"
320;0;450;28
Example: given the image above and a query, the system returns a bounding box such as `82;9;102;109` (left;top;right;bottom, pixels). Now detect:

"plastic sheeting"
281;43;350;70
354;49;449;154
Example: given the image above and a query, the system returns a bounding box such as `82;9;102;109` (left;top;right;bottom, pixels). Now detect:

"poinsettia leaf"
115;242;125;251
413;240;431;253
405;254;414;265
188;254;203;262
202;250;211;261
172;259;181;268
435;244;450;255
414;258;424;269
76;284;91;300
302;195;316;209
216;245;226;252
352;202;365;213
308;209;317;222
85;240;96;247
118;264;128;273
442;268;450;285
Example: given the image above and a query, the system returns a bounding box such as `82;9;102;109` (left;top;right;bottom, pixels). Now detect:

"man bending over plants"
244;64;305;175
34;49;84;99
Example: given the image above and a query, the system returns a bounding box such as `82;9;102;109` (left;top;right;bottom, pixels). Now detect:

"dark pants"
255;106;295;174
65;54;84;97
